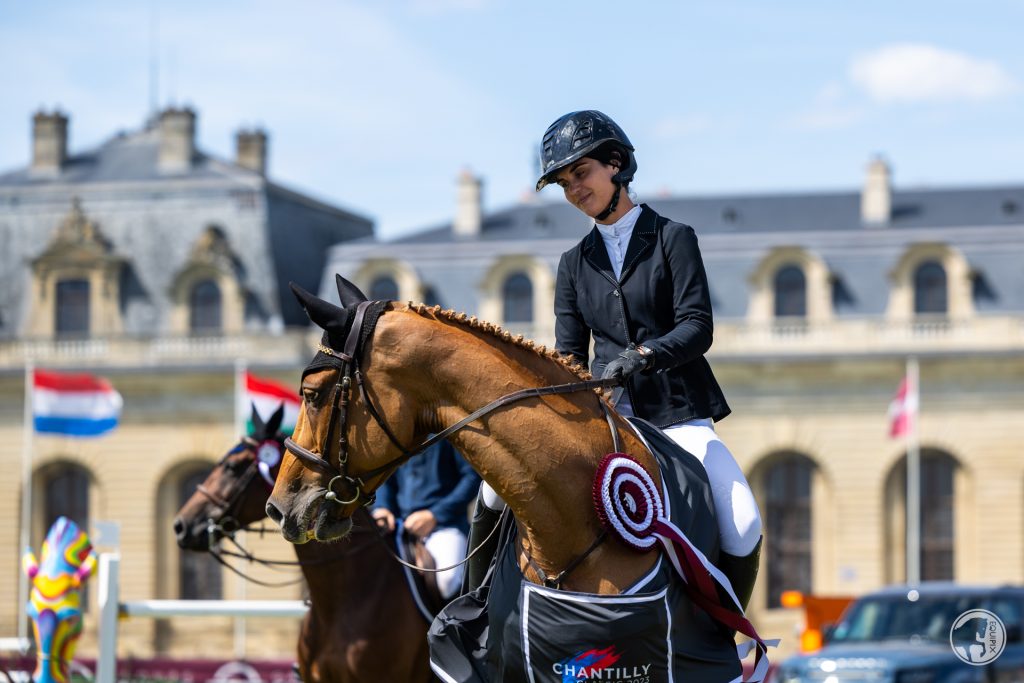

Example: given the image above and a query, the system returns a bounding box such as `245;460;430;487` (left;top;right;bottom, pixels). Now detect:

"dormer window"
170;227;246;335
369;275;400;302
913;261;947;315
55;278;91;337
773;265;807;318
28;199;125;338
189;279;223;333
502;272;533;323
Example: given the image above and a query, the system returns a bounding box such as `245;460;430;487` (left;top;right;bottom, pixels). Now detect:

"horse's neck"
294;523;398;614
382;310;658;592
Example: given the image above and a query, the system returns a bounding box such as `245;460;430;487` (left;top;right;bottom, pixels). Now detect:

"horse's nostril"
173;517;185;539
265;501;284;525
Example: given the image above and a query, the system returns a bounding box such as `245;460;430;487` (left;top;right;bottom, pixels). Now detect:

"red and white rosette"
592;453;775;683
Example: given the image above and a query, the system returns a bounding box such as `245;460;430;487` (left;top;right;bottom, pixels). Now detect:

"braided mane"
404;302;593;383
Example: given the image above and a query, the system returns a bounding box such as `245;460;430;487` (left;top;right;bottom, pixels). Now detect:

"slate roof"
384;185;1024;245
0;126;253;187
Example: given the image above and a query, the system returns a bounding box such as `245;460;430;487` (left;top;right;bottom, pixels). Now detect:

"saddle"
397;528;446;621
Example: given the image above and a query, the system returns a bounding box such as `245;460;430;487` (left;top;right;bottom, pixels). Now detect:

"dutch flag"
33;369;123;437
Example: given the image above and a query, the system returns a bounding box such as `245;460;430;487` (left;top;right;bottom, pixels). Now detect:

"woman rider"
468;110;763;609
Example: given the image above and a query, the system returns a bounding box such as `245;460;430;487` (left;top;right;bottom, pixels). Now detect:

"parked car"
768;582;1024;682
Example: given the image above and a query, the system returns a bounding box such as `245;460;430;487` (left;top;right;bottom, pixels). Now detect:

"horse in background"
174;405;434;683
22;516;97;683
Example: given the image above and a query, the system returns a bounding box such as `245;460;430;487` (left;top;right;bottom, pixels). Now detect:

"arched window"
502;272;533;323
189;279;222;333
920;453;955;581
44;464;90;533
369;275;399;302
178;469;223;599
913;261;947;315
773;265;807;318
764;455;813;609
55;279;90;337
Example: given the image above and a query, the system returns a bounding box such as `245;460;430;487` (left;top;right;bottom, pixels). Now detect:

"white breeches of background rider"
424;526;468;599
479;418;762;558
662;418;762;557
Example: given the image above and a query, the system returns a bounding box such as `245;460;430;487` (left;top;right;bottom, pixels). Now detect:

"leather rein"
284;300;624;511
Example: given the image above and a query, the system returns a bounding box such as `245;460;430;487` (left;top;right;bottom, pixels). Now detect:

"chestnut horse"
174;406;433;683
267;285;661;594
265;278;763;681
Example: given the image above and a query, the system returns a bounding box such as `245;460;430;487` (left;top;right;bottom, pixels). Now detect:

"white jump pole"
96;553;121;683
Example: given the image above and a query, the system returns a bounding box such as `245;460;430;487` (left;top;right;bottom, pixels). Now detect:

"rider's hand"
372;508;396;532
601;346;652;382
404;509;437;539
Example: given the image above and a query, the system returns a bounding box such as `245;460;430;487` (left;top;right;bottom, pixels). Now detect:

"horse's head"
267;276;417;544
174;404;288;551
23;516;96;683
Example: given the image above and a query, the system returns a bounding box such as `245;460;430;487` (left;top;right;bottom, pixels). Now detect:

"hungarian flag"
241;372;300;435
888;375;918;438
33;369;123;437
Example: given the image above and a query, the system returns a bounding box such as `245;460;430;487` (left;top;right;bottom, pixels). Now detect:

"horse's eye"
302;388;321;405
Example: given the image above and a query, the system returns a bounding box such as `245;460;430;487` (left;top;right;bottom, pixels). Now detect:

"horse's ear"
336;274;368;307
290;282;347;330
250;403;265;435
266;403;285;436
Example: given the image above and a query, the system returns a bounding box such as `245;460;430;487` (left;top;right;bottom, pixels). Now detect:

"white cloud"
652;114;711;139
849;43;1020;103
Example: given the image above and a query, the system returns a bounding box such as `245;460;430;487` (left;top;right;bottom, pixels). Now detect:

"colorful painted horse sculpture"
174;405;434;683
22;517;97;683
266;278;765;682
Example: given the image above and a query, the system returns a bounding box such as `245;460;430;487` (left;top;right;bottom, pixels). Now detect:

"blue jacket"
373;439;480;534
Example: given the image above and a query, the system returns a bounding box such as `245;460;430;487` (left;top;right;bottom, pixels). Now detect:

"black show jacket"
554;204;730;427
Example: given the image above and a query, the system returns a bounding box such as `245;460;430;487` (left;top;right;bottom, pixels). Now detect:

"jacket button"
613;291;620;297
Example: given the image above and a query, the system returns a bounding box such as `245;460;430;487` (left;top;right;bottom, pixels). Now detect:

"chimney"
453;169;483;238
31;110;69;176
235;129;268;175
158;107;196;173
861;156;892;225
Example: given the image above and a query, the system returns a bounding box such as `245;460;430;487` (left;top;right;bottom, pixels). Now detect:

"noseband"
284;300;624;511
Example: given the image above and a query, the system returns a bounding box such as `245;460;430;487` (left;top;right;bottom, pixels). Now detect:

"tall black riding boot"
461;492;504;595
717;536;762;611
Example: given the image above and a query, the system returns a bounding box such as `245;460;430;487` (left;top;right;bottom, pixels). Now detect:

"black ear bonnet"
289;281;388;380
301;302;388;379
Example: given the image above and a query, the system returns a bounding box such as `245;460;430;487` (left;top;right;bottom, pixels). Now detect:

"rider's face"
554;158;618;219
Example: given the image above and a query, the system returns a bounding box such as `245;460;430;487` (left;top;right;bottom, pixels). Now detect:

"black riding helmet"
535;110;637;192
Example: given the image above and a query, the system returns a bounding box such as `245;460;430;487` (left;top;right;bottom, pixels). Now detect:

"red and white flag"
888;375;918;438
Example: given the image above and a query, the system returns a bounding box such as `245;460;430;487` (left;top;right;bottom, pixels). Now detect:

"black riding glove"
601;347;651;382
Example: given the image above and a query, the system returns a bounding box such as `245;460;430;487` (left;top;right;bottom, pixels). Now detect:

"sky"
1;1;1022;239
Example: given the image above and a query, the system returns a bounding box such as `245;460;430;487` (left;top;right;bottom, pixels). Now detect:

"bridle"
284;300;625;514
192;433;379;587
195;435;263;537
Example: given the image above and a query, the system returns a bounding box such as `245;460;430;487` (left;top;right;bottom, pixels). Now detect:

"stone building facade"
322;161;1024;655
0;107;373;661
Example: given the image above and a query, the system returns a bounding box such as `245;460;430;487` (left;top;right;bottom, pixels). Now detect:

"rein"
284;302;625;509
283;299;628;587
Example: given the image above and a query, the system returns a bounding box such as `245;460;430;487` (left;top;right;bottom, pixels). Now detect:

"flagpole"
233;358;247;660
17;361;34;642
905;356;920;586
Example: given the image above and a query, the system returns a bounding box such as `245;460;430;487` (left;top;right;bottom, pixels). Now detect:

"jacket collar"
582;204;658;284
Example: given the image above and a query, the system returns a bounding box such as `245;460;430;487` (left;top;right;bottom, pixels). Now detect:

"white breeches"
423;526;468;599
478;418;762;558
662;418;762;556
